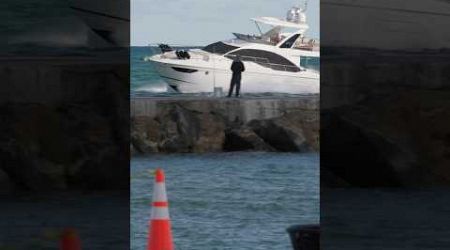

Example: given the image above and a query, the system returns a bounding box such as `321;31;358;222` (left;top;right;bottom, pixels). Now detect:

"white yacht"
149;6;320;94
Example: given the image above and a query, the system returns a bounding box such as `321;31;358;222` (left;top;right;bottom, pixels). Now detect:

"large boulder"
0;142;67;191
224;127;275;151
248;118;312;152
131;132;159;153
131;104;226;153
130;117;160;153
322;90;450;187
191;110;226;152
0;101;128;191
0;104;72;191
281;110;320;151
0;61;130;192
157;104;199;152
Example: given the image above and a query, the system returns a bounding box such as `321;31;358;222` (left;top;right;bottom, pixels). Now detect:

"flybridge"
231;6;318;49
251;16;309;31
251;5;310;34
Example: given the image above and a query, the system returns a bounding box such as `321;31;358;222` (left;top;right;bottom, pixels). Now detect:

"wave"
134;81;170;93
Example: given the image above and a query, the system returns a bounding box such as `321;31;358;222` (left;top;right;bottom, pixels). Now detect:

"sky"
131;0;319;46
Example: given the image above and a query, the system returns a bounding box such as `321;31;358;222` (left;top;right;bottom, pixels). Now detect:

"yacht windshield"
202;42;239;55
280;34;300;48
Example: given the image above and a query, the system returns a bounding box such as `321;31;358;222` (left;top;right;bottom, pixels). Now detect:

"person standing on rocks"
227;55;245;97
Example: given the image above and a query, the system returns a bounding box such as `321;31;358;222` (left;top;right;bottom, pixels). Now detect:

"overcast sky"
131;0;319;46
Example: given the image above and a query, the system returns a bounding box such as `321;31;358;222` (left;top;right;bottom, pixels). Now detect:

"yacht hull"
151;60;319;94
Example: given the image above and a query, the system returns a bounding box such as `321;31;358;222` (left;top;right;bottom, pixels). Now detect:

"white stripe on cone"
152;183;168;202
151;207;170;220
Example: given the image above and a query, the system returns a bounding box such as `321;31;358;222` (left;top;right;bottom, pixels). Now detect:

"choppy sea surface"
0;192;129;249
131;46;174;94
131;152;320;250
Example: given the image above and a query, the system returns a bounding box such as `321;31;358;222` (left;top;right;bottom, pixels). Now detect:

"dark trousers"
228;74;241;97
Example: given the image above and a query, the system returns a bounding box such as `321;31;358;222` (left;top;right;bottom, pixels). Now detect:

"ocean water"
131;152;320;250
131;46;172;94
0;192;129;249
131;46;212;97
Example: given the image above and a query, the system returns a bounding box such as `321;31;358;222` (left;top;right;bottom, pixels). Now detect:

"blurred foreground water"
322;188;450;250
0;192;129;249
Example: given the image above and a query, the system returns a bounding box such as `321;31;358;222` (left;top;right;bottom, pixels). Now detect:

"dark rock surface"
249;119;307;152
323;91;450;186
224;127;275;152
0;168;14;195
321;53;450;187
132;104;226;153
0;60;129;193
131;97;319;153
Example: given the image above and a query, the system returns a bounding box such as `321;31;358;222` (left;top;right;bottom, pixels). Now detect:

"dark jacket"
231;60;245;74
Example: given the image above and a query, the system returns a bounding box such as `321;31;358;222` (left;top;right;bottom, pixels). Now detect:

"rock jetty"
0;56;129;193
131;96;319;154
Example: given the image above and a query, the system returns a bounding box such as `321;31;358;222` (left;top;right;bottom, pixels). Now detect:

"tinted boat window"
202;42;239;55
226;49;300;72
280;34;300;48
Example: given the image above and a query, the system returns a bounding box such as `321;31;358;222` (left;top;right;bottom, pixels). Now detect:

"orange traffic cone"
60;228;81;250
148;168;174;250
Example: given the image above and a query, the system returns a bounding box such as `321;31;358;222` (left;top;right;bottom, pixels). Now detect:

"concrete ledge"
131;95;319;123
